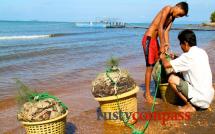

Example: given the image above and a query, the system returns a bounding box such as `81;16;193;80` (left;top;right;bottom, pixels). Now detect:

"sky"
0;0;214;24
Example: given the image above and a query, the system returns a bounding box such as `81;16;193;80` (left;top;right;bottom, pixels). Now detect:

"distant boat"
75;21;126;28
75;22;106;28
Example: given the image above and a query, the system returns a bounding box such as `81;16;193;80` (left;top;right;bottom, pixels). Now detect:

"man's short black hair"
176;2;189;16
178;30;197;47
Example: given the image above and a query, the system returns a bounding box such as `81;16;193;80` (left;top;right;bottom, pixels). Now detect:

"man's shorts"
176;78;207;110
176;78;189;98
142;35;160;67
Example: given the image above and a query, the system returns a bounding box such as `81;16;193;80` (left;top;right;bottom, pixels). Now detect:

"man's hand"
160;45;165;54
169;52;175;59
164;44;169;52
160;43;169;54
160;52;165;59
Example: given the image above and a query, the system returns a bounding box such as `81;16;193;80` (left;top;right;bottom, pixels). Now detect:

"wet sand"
1;41;215;134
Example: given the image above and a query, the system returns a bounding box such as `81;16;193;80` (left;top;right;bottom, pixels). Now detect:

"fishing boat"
75;22;106;28
75;20;126;28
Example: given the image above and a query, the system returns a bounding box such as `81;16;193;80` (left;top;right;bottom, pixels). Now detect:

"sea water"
0;21;215;100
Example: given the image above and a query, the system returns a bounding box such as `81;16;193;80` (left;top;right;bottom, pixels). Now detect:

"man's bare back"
145;6;174;39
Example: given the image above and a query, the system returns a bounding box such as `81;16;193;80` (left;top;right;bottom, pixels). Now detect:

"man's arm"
160;53;172;69
161;53;192;73
158;6;171;53
164;21;173;51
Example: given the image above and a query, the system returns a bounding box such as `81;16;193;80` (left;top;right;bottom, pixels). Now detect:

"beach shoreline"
202;22;215;27
1;40;215;133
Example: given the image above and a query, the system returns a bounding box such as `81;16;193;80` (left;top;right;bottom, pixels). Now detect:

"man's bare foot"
143;93;156;104
178;103;196;112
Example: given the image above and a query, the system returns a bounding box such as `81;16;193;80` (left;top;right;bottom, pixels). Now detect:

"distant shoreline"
0;20;212;26
202;22;215;27
126;25;215;31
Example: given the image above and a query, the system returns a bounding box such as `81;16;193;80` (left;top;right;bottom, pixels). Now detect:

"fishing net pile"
16;80;67;122
92;58;136;97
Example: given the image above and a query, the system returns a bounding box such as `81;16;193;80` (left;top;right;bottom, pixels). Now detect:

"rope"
15;79;68;110
105;66;161;134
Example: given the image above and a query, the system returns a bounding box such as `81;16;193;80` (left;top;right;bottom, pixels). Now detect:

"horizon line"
0;20;207;25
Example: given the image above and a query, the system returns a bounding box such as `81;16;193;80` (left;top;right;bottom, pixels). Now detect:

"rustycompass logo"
97;111;191;125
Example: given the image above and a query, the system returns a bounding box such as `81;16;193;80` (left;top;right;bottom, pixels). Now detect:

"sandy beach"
1;0;215;133
0;39;215;134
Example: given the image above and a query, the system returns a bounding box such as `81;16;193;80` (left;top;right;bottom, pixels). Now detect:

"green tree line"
211;11;215;22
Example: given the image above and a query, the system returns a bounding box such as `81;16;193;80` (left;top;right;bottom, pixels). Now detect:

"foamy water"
0;21;215;100
0;35;50;40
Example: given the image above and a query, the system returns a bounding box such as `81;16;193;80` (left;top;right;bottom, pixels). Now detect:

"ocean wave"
0;32;102;40
0;48;67;62
0;35;50;40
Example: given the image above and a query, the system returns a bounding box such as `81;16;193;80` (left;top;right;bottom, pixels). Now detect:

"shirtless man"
142;2;189;103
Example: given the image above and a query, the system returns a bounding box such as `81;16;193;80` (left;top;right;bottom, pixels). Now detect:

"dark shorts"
176;78;189;98
142;35;160;67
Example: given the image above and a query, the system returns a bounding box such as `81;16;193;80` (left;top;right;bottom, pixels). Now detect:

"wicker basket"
159;83;168;102
159;83;184;105
95;86;139;126
21;110;68;134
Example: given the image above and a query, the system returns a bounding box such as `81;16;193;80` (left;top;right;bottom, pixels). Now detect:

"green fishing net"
16;79;68;122
152;54;173;84
16;79;68;110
